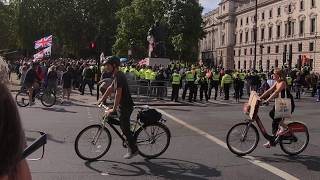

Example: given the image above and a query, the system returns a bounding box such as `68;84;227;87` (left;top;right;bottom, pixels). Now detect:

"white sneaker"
123;149;139;159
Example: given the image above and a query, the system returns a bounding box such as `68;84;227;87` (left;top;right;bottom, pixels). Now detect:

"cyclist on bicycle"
23;63;41;106
259;68;295;148
98;56;138;159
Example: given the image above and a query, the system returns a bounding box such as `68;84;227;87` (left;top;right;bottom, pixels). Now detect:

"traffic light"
90;42;96;49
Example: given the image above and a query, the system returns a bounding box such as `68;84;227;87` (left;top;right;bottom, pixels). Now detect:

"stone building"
200;0;320;72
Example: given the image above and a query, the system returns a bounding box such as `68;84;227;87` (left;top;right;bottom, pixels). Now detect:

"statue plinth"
145;58;170;67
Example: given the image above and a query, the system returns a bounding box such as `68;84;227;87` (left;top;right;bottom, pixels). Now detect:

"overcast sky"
199;0;219;13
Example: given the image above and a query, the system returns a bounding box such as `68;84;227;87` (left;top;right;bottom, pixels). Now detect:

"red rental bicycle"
226;92;309;156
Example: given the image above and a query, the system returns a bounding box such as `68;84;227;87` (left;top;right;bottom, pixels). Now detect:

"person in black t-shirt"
62;67;73;103
98;56;137;159
24;63;41;106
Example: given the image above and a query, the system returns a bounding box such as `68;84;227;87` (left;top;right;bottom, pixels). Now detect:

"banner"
33;46;51;59
35;35;53;50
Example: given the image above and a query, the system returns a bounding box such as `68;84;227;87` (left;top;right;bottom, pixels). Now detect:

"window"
240;33;243;44
309;42;314;51
311;0;315;8
268;26;273;40
222;35;225;45
277;7;281;16
260;46;264;54
240;18;243;26
238;49;241;56
245;31;249;43
244;49;247;55
261;28;265;41
299;20;305;35
300;0;304;10
238;61;240;69
269;9;273;18
246;17;249;24
311;18;316;33
250;48;253;55
298;43;303;52
276;45;279;53
277;25;281;38
234;50;236;55
267;46;271;54
275;59;279;68
262;12;265;20
244;61;247;70
288;4;292;13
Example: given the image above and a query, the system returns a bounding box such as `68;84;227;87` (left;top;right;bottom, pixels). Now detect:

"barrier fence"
128;80;170;101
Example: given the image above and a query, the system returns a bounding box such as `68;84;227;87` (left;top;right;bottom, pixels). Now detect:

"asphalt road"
18;92;320;180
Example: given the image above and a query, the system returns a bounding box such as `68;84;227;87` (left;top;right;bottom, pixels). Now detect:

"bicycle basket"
138;109;162;125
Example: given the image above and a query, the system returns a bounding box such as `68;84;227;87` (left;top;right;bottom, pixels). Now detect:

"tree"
114;0;204;63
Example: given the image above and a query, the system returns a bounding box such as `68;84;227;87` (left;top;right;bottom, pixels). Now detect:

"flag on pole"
34;35;53;49
33;46;52;59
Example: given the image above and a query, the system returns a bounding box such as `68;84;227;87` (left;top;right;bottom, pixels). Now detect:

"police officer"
286;75;293;91
182;68;195;102
199;72;209;101
221;70;233;100
171;70;181;102
209;70;220;100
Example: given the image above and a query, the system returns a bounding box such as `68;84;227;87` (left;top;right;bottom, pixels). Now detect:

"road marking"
157;109;300;180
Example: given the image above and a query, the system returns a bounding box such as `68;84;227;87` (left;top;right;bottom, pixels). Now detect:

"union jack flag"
33;46;51;59
34;35;53;50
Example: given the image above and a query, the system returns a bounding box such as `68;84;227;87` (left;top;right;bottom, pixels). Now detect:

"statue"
147;21;166;58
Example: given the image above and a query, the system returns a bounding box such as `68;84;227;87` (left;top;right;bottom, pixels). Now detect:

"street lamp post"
253;0;258;71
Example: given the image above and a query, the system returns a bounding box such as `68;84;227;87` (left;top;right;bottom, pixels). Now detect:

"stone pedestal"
146;58;170;67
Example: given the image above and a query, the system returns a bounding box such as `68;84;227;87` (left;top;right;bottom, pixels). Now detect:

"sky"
199;0;220;14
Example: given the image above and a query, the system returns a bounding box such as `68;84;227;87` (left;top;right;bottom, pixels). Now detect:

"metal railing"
128;80;170;102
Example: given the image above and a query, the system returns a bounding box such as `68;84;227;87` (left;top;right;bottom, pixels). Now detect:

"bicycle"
16;87;56;107
74;104;171;161
226;92;309;156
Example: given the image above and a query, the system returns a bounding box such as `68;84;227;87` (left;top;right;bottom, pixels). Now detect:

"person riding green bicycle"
98;56;138;159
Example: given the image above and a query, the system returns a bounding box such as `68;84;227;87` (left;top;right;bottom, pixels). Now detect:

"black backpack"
138;109;162;125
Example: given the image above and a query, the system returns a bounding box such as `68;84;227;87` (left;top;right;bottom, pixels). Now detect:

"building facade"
200;0;320;72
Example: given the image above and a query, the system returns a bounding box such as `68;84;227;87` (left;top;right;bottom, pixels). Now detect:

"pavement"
8;75;320;180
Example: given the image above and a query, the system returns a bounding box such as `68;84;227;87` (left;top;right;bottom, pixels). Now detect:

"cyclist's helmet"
104;56;120;67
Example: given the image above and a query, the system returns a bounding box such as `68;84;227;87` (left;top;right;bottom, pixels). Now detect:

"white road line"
157;109;300;180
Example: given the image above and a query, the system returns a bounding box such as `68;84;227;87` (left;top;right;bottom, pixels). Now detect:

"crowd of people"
5;57;320;105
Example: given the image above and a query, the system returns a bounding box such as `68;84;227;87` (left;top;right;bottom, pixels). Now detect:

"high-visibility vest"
145;69;153;80
150;72;156;80
221;74;233;86
186;71;195;82
239;73;246;81
286;77;293;85
172;73;181;85
212;73;220;81
139;69;145;79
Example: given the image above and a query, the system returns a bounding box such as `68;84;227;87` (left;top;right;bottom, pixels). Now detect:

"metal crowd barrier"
128;80;170;101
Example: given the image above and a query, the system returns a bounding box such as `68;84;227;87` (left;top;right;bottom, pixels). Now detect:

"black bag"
138;109;162;125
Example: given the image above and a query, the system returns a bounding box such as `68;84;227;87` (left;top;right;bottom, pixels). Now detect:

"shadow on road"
255;154;320;172
85;160;145;177
85;158;221;179
41;107;77;113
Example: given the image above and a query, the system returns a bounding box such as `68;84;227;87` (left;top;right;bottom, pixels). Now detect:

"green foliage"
0;0;204;62
114;0;204;62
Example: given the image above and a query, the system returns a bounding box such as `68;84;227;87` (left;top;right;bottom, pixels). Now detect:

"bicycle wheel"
16;91;30;107
280;122;309;156
74;125;112;161
134;122;171;159
226;122;259;156
41;90;56;107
